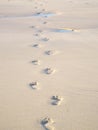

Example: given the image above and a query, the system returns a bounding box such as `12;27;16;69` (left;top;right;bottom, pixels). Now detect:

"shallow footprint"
41;117;55;130
29;82;39;89
44;68;55;75
38;29;43;33
34;33;40;37
33;44;42;48
42;8;46;11
43;21;48;24
45;50;58;56
32;60;40;65
52;96;63;106
31;26;35;28
41;37;49;42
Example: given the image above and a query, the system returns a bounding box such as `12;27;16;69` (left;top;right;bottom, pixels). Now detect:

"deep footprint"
32;60;40;65
29;82;39;89
41;117;55;130
52;95;63;105
33;44;42;48
44;68;55;75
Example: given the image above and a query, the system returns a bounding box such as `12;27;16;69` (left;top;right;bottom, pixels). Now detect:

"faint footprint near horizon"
45;50;59;56
41;117;55;130
43;21;48;24
41;37;49;42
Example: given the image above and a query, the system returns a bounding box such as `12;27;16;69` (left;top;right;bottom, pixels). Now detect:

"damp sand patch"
49;28;79;33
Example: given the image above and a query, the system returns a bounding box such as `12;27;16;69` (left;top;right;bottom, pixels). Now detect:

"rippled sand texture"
0;0;98;130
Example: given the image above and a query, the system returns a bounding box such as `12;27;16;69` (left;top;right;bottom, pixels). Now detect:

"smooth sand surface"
0;0;98;130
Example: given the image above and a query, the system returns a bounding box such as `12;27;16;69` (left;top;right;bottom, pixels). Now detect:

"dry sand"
0;0;98;130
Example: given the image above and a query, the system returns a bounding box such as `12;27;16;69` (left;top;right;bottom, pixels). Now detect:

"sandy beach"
0;0;98;130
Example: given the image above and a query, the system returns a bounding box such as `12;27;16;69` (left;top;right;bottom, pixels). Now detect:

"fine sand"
0;0;98;130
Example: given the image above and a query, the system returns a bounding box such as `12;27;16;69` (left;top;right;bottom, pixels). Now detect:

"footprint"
38;29;43;33
36;12;42;15
45;50;58;56
31;26;35;28
42;9;46;12
32;60;40;65
34;6;38;9
34;33;40;37
42;37;49;42
51;96;63;106
40;3;44;6
44;68;55;75
43;21;47;24
41;117;55;130
29;82;39;89
33;44;42;48
44;15;48;18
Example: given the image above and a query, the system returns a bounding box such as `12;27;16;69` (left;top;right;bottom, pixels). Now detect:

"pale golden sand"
0;0;98;130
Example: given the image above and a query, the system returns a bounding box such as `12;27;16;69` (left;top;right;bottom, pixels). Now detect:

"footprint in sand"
29;82;39;89
42;9;46;12
34;6;38;9
40;3;44;7
42;37;49;42
43;21;48;24
44;15;48;18
31;26;35;28
45;50;58;56
32;60;40;65
44;68;55;75
41;117;55;130
38;29;43;33
34;33;40;37
51;96;63;106
33;44;42;48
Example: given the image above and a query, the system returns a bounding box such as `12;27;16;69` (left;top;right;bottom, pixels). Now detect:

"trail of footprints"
29;0;63;130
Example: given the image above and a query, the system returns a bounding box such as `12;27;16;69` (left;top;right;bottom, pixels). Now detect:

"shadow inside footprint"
51;96;63;106
43;68;55;75
41;117;55;130
33;44;40;48
45;50;58;55
34;33;40;37
29;82;38;89
43;21;48;24
32;60;40;65
31;26;35;28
